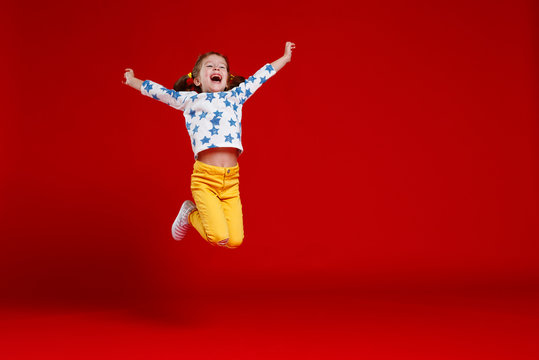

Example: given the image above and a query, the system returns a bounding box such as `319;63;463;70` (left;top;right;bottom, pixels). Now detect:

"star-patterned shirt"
141;64;276;158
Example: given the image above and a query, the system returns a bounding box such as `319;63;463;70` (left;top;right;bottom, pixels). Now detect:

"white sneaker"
171;200;196;241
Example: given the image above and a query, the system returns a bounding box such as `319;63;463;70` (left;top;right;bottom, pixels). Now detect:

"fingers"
123;68;134;85
284;42;295;61
285;42;296;56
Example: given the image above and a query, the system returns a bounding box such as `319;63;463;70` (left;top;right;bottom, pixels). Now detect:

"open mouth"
210;74;222;82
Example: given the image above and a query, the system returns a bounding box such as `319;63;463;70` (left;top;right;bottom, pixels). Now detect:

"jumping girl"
123;42;295;249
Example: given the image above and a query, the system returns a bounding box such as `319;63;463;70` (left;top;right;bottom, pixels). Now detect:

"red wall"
1;0;538;304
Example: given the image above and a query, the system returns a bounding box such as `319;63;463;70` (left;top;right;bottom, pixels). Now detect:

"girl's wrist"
126;77;143;90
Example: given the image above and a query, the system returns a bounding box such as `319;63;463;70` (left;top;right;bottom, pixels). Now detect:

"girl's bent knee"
206;229;229;246
226;236;243;249
206;233;243;249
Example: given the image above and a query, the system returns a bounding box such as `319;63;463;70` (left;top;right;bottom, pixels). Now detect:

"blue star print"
225;134;233;143
201;136;210;144
219;92;227;99
265;64;274;73
233;104;238;112
236;132;241;139
229;119;236;127
142;81;153;91
210;116;221;127
192;138;196;146
193;125;199;134
213;110;223;117
208;144;217;148
190;94;198;101
245;89;252;98
224;99;231;107
186;122;191;130
259;76;267;84
152;94;159;100
205;93;215;102
189;109;196;118
210;127;219;135
200;112;208;119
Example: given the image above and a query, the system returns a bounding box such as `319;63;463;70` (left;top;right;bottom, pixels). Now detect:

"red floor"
2;289;538;359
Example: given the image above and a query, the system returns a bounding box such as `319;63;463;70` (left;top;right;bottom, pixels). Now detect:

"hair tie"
188;72;192;79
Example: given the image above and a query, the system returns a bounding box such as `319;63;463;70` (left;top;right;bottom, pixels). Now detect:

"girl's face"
194;54;229;93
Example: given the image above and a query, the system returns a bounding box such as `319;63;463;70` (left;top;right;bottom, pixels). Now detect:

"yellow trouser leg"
219;192;244;248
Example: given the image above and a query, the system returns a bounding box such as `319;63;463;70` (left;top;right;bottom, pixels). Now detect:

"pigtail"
227;74;246;90
173;74;200;92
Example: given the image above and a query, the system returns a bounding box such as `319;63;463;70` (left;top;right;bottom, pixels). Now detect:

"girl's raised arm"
270;42;296;73
123;68;143;90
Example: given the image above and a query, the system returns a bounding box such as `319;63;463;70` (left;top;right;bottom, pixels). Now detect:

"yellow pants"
188;161;244;249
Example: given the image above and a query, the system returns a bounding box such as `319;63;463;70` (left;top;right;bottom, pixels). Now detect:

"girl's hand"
270;42;296;72
284;41;296;63
123;68;135;85
123;68;144;90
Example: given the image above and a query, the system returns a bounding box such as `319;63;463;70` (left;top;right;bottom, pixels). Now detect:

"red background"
1;0;538;358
